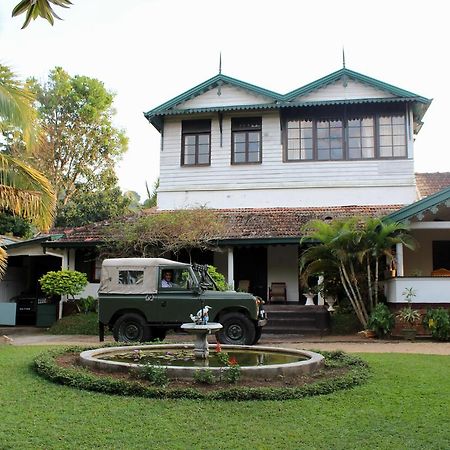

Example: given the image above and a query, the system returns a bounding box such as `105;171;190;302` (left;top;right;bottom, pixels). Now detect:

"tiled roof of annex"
415;172;450;199
46;204;402;245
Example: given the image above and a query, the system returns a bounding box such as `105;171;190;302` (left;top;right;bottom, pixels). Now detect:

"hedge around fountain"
33;345;370;401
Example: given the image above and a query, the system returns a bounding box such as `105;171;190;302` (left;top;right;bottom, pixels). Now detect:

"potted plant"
367;303;395;338
397;287;421;341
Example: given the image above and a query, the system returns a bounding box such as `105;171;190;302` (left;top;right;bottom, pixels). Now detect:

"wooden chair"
431;268;450;277
237;279;250;292
268;282;287;304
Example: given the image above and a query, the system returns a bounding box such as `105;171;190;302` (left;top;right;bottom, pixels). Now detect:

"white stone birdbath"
180;322;223;359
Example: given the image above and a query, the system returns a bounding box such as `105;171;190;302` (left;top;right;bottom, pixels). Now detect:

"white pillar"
227;247;235;290
58;250;70;319
317;275;325;305
396;243;404;277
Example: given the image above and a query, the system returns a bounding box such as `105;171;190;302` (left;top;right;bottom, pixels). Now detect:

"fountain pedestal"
180;322;223;359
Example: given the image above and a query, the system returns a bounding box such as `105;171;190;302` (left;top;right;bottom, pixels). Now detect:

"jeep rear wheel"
113;313;150;343
217;312;256;346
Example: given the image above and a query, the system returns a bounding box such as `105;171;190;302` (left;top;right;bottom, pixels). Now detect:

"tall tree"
28;67;128;221
0;63;56;274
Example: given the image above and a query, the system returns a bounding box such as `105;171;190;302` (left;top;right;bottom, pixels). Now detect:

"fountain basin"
80;344;324;380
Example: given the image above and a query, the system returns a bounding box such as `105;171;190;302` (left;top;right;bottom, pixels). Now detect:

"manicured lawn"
0;347;449;449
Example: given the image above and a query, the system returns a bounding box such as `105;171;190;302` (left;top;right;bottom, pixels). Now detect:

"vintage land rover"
98;258;267;345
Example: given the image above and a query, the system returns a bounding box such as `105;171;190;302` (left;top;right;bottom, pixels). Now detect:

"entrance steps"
263;304;330;335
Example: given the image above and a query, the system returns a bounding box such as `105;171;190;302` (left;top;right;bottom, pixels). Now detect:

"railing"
385;277;450;304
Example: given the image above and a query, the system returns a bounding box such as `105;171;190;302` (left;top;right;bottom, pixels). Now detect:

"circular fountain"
80;344;324;380
80;306;324;381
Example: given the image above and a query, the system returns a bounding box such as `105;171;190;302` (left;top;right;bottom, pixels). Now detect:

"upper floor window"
284;113;406;161
379;115;407;158
348;117;375;159
181;119;211;166
231;117;262;164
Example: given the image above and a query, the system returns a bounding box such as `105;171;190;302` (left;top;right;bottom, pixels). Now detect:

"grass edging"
33;346;370;401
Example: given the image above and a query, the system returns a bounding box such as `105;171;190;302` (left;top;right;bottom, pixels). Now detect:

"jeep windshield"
192;264;218;291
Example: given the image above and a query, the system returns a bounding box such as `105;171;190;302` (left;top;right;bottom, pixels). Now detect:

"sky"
1;0;449;199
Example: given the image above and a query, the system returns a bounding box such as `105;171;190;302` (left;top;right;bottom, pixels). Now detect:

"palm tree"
12;0;73;29
0;63;56;275
300;217;415;328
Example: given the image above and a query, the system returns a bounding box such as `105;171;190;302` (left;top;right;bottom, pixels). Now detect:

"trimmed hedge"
33;346;370;401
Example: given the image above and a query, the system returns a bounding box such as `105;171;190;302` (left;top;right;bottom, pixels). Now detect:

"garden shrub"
367;303;395;337
33;347;370;401
193;369;216;385
423;308;450;341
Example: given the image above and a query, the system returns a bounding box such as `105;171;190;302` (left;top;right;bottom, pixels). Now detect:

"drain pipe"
43;248;68;320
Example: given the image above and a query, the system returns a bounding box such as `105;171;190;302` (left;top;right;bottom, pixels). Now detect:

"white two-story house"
144;67;435;303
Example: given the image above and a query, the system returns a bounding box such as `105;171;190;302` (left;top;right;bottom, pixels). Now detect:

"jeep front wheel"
217;312;256;346
113;313;150;343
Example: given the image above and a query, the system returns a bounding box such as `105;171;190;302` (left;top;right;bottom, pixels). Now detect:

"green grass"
0;347;449;449
47;312;100;335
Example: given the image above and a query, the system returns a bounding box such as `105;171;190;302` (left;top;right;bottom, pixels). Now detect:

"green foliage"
103;208;225;258
367;303;395;337
143;178;159;208
207;265;228;291
77;296;97;314
423;308;450;341
0;211;32;237
33;347;369;401
26;67;128;223
39;269;88;298
193;369;216;385
397;306;421;326
47;312;102;335
12;0;73;29
55;183;131;227
138;363;169;387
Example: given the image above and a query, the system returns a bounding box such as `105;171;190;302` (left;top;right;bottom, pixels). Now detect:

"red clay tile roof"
415;172;450;199
47;205;402;244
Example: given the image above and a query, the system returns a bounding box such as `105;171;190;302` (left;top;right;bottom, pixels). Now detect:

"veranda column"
317;275;325;305
396;243;404;277
227;247;235;290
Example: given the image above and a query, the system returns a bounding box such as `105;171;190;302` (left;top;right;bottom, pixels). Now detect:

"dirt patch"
56;352;350;392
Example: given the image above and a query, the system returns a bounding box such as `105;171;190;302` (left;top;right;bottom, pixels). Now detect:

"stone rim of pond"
80;344;325;380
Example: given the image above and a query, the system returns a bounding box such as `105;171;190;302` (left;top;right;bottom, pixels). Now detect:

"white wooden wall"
158;110;416;209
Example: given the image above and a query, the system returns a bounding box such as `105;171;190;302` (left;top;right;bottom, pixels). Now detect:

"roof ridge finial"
219;51;222;74
342;47;346;69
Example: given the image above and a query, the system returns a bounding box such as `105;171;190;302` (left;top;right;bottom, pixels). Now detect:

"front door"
233;247;268;300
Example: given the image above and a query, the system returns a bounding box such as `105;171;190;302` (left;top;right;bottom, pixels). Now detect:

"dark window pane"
331;148;343;159
185;135;196;146
234;152;245;163
198;153;209;164
234;132;246;144
318;149;329;160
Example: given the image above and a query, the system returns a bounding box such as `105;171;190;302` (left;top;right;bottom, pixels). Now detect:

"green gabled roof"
384;186;450;223
144;73;283;130
284;67;431;103
144;68;432;132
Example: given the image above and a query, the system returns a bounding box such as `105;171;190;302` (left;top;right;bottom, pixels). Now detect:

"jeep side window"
160;268;194;290
118;270;144;285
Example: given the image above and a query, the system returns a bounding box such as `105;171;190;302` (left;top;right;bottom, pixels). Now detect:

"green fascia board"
43;240;102;248
384;185;450;223
144;73;283;120
283;68;431;104
4;234;64;250
217;237;301;246
155;96;422;116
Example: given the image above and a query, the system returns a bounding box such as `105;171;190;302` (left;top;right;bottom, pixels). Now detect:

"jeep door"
153;266;201;324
